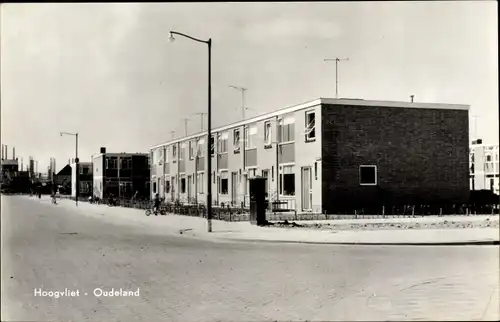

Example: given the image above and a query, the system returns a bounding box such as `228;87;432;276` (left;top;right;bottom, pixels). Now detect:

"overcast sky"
1;2;498;172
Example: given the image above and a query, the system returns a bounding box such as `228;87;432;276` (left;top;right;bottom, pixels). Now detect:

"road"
1;195;499;321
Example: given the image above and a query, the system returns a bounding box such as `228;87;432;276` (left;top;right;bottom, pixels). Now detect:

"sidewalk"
44;196;500;246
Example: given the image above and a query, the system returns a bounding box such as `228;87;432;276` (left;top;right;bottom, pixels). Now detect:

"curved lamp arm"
169;31;210;45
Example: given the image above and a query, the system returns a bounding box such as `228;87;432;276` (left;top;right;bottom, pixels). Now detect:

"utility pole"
194;112;207;131
229;85;248;120
324;57;350;98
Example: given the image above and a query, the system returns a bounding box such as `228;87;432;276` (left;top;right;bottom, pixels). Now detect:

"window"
278;116;295;143
233;129;241;153
106;158;117;169
166;147;170;163
120;158;132;170
305;111;316;141
264;121;272;147
280;166;295;196
171;177;176;193
82;167;90;175
211;136;215;156
153;181;157;194
189;141;194;160
245;125;257;149
490;179;495;191
360;165;377;185
219;171;228;195
181;176;186;193
197;172;204;193
173;145;177;160
180;143;186;161
262;170;269;197
197;138;205;157
486;155;492;162
218;132;228;153
165;179;170;193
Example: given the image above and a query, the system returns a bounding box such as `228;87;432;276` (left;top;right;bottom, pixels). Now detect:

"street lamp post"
60;131;79;207
169;31;213;233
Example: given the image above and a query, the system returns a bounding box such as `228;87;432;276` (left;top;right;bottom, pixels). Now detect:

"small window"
486;155;492;162
305;111;316;141
359;165;377;185
173;145;177;159
264;121;272;147
233;129;241;153
153;182;157;194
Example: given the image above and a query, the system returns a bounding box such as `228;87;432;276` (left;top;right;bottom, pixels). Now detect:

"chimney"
410;95;415;103
13;147;15;160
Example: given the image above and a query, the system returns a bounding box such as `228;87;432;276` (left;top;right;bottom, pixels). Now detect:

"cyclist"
153;193;160;215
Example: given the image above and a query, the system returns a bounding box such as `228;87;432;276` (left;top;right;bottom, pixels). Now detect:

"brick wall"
321;103;470;213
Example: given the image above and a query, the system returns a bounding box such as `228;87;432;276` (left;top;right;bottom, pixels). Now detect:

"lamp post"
60;131;79;206
169;31;213;233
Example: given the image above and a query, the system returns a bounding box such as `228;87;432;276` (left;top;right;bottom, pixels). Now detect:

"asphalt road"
2;195;499;322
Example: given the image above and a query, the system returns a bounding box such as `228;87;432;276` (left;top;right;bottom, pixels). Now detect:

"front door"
187;175;192;202
231;172;238;206
301;167;312;211
170;176;175;202
262;170;269;199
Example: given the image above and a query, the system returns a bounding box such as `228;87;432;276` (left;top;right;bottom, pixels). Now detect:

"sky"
1;2;498;172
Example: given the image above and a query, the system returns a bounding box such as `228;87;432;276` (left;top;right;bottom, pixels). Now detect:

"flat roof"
150;97;470;150
91;152;149;159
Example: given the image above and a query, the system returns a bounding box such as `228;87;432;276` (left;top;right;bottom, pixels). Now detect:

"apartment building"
92;148;150;200
70;160;93;198
150;98;470;213
470;139;500;195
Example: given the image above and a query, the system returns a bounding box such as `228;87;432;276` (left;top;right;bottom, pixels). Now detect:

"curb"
225;238;500;246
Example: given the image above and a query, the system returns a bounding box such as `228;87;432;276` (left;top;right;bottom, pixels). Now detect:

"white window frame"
197;172;204;194
189;141;194;160
278;116;295;144
359;165;378;186
305;110;316;142
279;165;295;196
264;121;272;147
233;129;241;153
218;132;228;154
197;138;205;157
245;125;257;150
219;171;229;195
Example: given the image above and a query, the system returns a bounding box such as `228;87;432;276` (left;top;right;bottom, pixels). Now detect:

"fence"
52;194;499;223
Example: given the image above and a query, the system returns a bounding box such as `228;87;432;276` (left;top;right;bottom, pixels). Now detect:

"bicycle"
145;206;166;216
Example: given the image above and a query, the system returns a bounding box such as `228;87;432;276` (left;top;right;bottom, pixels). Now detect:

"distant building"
150;97;470;213
70;160;93;198
470;139;499;195
55;164;72;194
92;147;150;200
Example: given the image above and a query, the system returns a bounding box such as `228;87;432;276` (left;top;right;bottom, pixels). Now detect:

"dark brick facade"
321;103;469;213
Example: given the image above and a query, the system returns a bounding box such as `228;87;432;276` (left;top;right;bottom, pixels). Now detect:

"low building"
70;160;93;198
55;164;72;194
150;97;470;213
92;147;150;200
470;139;499;195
